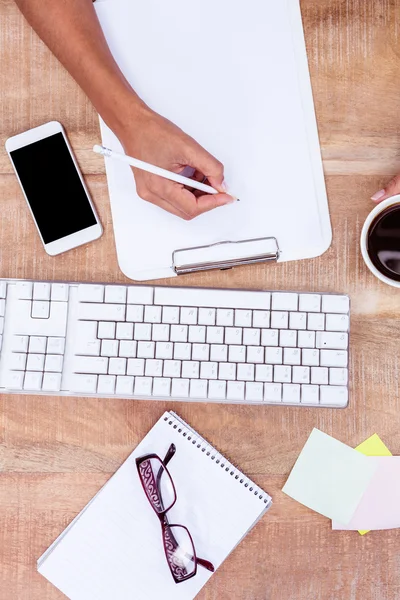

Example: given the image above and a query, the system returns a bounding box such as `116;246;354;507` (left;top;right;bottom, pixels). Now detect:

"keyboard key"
261;329;279;347
163;360;181;378
271;311;288;329
255;364;273;382
208;380;227;400
33;282;51;301
283;348;301;366
10;353;27;370
302;349;320;366
283;384;300;403
78;303;125;322
27;353;45;372
105;285;126;304
116;322;134;340
245;382;264;402
198;308;216;325
265;347;283;365
42;372;62;392
145;360;163;377
170;325;188;342
174;343;191;360
144;306;162;323
320;350;348;368
119;341;137;358
329;368;348;386
200;362;218;379
247;346;264;364
188;326;206;343
152;377;171;397
299;294;321;313
289;312;307;330
228;345;246;363
134;324;152;341
0;299;5;317
98;322;116;339
101;340;119;357
190;379;208;399
162;306;180;324
210;345;228;362
11;335;29;353
32;301;50;319
316;332;348;350
326;314;350;332
155;342;173;360
78;284;104;302
134;377;153;396
127;358;145;376
274;366;291;383
152;324;170;342
237;363;254;381
307;313;325;331
298;331;315;348
242;328;260;346
234;310;252;327
181;361;200;379
70;374;98;394
180;307;198;325
280;330;297;347
126;305;144;323
301;385;319;405
29;336;47;353
109;358;127;376
192;344;209;361
206;327;224;344
97;375;116;395
264;383;282;402
127;286;154;305
292;366;310;384
272;293;298;311
0;282;6;298
0;317;3;335
47;337;65;355
321;295;349;314
115;375;134;395
4;371;25;390
253;310;270;328
171;378;190;398
16;282;32;300
216;309;234;326
311;367;329;385
44;354;63;373
75;322;101;356
320;385;348;407
219;363;236;380
73;356;108;375
51;283;69;302
137;342;155;359
227;381;245;401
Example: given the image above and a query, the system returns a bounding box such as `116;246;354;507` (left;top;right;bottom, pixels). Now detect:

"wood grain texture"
1;1;400;598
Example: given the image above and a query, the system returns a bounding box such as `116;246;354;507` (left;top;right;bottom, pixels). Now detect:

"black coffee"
367;205;400;282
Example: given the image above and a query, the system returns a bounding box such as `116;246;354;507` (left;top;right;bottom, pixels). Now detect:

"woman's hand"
117;103;235;220
371;174;400;203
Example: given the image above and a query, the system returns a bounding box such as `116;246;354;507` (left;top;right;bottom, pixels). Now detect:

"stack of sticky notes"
283;429;400;533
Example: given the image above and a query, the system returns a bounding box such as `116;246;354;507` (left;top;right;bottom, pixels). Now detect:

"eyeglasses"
136;443;215;583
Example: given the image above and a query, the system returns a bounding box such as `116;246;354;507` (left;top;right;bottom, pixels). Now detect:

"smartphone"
5;121;102;255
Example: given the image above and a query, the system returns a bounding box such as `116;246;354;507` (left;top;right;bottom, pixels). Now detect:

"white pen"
93;144;237;199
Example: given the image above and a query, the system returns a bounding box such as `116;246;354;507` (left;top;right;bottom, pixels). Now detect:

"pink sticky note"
333;457;400;530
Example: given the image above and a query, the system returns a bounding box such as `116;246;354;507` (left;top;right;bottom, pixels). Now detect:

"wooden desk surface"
1;1;400;598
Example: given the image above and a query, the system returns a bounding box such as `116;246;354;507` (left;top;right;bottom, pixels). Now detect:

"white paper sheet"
38;412;271;600
95;0;331;280
282;429;377;525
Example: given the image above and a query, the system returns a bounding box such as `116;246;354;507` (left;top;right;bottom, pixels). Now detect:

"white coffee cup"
360;194;400;288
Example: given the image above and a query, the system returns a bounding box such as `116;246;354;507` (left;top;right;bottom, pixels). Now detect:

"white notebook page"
38;412;271;600
95;0;331;280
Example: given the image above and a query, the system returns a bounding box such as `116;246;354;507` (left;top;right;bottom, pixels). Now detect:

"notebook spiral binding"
164;414;272;506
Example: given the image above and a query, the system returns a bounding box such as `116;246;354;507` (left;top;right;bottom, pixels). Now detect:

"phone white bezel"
5;121;103;256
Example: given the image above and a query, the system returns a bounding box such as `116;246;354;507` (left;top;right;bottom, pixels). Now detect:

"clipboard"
95;0;332;282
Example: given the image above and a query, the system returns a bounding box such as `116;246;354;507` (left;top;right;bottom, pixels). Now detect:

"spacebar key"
154;287;271;310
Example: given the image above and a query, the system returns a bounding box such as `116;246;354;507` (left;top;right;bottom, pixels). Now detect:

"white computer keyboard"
0;279;350;407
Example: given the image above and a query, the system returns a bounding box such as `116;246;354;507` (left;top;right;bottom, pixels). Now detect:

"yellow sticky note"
355;434;392;535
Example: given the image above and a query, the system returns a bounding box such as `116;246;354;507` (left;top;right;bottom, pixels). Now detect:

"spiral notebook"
38;412;272;600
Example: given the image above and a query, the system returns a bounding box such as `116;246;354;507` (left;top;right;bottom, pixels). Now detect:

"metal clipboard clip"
172;237;280;275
